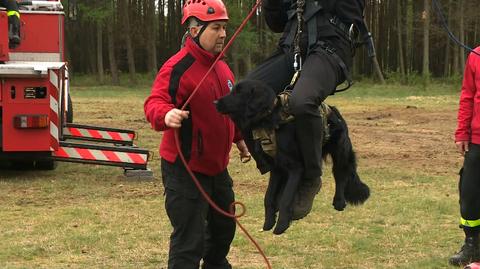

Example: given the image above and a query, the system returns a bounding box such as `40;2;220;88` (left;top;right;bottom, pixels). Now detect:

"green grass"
0;81;467;268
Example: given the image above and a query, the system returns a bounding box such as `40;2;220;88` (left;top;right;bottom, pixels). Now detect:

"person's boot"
292;176;322;220
291;115;324;220
8;15;21;49
449;235;480;266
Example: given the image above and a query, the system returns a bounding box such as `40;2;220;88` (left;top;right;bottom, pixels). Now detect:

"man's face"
191;21;227;54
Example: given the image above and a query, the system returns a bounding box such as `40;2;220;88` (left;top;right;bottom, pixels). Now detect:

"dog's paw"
273;214;292;234
273;220;290;235
332;198;346;211
263;215;276;231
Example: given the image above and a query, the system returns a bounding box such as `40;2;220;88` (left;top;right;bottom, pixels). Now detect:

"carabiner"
293;53;302;72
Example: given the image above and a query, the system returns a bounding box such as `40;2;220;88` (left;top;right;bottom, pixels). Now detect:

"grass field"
0;81;468;268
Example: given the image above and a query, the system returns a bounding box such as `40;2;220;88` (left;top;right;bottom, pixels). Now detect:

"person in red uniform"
0;0;20;48
144;0;249;268
451;47;480;266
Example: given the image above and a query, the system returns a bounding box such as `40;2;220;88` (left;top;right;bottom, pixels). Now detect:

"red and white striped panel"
49;69;60;151
53;147;148;165
63;127;135;142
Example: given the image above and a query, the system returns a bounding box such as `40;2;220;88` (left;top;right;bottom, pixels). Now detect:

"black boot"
450;231;480;266
8;15;21;49
292;176;321;220
292;115;324;219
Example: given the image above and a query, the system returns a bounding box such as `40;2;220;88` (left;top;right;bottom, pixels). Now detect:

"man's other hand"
236;140;251;163
456;141;469;155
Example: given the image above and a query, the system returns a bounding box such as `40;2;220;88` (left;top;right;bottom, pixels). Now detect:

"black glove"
8;15;21;49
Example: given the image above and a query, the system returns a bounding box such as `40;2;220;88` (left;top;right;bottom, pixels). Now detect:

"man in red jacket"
144;0;249;268
451;47;480;266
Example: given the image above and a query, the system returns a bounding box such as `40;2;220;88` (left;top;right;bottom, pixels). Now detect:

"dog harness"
252;97;332;159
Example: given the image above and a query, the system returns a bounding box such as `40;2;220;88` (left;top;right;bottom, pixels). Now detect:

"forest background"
63;0;479;85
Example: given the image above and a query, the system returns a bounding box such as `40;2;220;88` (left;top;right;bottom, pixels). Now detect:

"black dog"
216;79;370;234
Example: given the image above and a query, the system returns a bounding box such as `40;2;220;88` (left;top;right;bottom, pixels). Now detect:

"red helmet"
181;0;229;25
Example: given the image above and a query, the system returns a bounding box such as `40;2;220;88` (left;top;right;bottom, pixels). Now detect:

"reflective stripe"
461;218;480;228
7;11;20;18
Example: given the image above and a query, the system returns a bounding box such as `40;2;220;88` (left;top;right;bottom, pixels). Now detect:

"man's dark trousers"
161;158;236;269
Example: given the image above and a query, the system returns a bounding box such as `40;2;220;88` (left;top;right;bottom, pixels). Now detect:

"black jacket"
262;0;365;51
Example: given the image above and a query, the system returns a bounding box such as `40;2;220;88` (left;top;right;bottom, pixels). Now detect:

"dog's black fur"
216;79;370;234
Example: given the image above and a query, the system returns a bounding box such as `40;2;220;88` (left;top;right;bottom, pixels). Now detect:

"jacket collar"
185;36;222;66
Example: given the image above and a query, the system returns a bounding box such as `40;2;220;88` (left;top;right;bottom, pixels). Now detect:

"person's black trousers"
161;158;236;269
460;143;480;232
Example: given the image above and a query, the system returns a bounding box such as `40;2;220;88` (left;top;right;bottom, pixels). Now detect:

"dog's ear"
245;81;276;120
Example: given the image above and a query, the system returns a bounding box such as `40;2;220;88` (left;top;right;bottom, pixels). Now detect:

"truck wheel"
35;160;57;170
66;94;73;123
11;160;35;170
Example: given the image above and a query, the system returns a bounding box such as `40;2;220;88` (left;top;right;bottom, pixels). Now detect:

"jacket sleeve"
455;52;477;142
262;0;289;33
144;67;176;132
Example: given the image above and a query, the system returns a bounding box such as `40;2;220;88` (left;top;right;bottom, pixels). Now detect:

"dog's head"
216;79;277;130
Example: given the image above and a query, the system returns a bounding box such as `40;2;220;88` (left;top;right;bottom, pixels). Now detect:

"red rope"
173;1;272;268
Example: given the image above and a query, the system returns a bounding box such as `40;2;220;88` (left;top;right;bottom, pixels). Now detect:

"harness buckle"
324;46;335;54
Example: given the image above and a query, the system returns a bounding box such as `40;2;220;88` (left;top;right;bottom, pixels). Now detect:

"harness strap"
282;2;353;93
312;40;352;93
307;14;317;54
252;101;333;159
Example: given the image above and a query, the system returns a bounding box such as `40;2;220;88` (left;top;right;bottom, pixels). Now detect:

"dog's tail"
344;169;370;205
326;106;370;205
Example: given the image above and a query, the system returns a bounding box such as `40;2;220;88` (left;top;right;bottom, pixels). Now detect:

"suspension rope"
431;0;480;57
292;0;305;73
173;1;272;268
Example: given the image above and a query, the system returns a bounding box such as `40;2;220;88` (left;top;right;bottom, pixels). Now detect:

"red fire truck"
0;0;151;176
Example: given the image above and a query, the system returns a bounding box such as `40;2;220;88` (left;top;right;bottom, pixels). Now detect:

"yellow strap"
289;71;299;86
7;11;20;18
461;217;480;228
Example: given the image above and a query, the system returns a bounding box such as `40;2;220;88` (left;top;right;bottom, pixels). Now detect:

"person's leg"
202;170;236;269
5;0;20;48
161;159;211;269
242;50;294;174
450;143;480;266
289;48;344;219
245;49;294;94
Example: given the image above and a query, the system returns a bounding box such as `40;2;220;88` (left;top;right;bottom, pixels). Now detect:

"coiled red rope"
173;1;272;268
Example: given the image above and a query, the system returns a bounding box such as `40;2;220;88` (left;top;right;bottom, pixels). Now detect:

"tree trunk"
422;0;430;88
452;0;460;75
158;0;166;62
89;23;97;74
107;5;119;85
458;0;466;69
443;0;452;76
396;0;405;84
121;0;136;84
96;20;104;84
146;0;158;74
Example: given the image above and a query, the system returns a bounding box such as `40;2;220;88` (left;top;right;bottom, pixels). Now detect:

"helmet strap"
193;23;208;48
188;18;207;48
